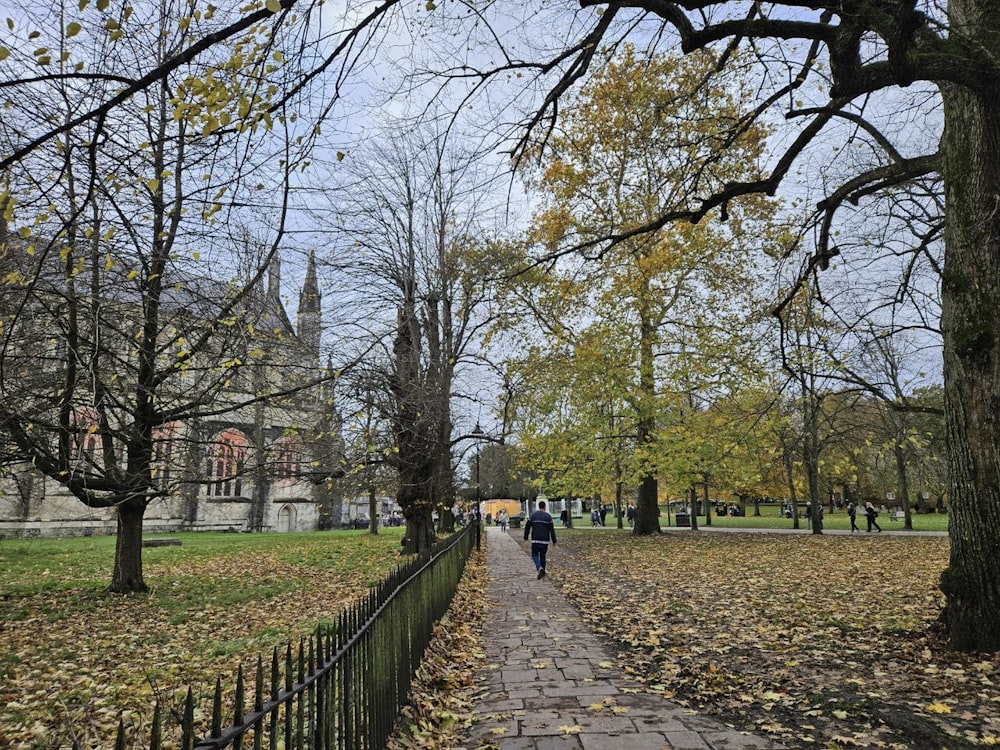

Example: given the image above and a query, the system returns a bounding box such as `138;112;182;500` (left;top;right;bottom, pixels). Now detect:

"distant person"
599;506;607;526
626;503;636;527
847;501;860;533
560;509;569;526
590;508;600;527
497;508;508;533
524;500;557;579
864;501;882;533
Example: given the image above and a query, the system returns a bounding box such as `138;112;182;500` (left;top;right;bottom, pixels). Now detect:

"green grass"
564;509;950;532
0;528;406;598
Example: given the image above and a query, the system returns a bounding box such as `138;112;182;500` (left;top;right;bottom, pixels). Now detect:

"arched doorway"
277;504;296;533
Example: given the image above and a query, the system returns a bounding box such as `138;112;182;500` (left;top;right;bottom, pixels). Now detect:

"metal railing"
116;523;478;749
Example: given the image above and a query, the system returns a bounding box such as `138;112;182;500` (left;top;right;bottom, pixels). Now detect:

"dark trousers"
530;542;549;571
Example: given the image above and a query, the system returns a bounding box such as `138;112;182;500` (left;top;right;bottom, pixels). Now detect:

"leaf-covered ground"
537;531;1000;749
0;531;405;749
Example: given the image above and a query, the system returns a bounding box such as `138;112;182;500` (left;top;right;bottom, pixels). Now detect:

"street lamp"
471;421;487;549
472;421;485;506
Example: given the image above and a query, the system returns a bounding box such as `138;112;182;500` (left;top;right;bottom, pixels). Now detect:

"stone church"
0;245;344;539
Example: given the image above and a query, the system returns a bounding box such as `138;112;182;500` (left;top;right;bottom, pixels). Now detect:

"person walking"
847;501;860;533
864;501;882;532
497;508;508;533
524;500;557;579
626;503;636;527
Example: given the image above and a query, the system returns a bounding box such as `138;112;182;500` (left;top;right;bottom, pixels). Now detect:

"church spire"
297;250;321;364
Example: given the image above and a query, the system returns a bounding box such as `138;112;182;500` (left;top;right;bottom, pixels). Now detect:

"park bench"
143;537;181;547
892;510;906;522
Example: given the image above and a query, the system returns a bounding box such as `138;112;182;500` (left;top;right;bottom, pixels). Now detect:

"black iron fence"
116;523;478;749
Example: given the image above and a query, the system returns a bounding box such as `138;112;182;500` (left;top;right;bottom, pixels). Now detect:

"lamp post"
474;422;482;506
472;421;486;549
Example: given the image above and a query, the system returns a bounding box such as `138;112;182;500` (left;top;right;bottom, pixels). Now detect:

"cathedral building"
0;242;344;539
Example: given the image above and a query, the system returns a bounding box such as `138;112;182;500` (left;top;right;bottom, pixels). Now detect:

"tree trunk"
939;57;1000;650
401;496;435;554
368;484;379;535
784;447;800;531
803;407;823;535
702;478;712;526
893;440;913;531
633;474;660;534
688;485;699;531
632;290;660;535
109;496;149;594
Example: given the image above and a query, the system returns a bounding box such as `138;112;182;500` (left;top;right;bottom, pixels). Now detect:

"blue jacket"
524;509;557;544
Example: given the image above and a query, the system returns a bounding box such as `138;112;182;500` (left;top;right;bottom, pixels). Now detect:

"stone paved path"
463;526;785;750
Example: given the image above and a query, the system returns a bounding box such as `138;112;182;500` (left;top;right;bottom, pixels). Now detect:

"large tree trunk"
401;496;435;554
939;60;1000;651
634;473;660;534
110;496;148;594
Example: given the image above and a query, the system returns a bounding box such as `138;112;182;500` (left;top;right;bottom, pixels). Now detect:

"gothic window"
152;422;180;490
71;407;102;469
272;436;305;482
206;430;249;497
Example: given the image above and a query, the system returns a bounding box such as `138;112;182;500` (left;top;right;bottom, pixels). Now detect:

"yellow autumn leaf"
265;0;281;11
65;21;81;36
558;725;582;735
488;727;506;735
925;702;952;714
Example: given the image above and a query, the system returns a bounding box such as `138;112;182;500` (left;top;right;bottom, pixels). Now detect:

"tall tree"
327;125;497;553
0;0;326;592
503;45;778;533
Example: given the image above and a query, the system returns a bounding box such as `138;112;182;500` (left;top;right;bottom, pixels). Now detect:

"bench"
892;510;906;522
143;537;182;547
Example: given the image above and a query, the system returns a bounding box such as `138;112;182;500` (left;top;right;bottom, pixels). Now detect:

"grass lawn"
0;529;406;748
565;509;950;532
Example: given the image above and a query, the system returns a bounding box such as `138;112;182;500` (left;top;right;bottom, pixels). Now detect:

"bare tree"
0;0;335;592
324;124;500;553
